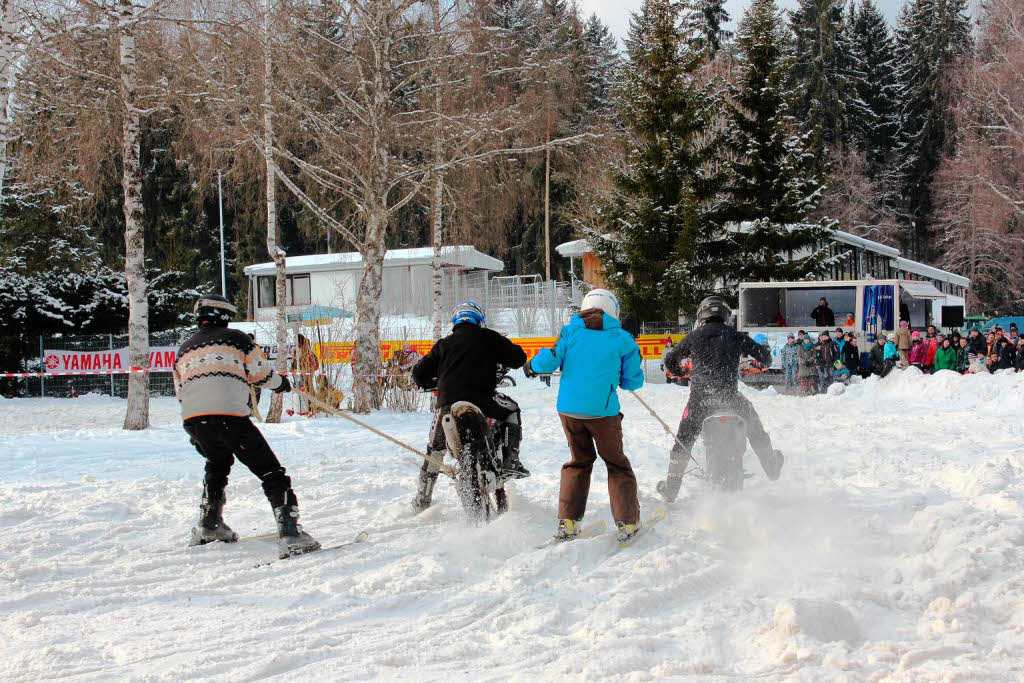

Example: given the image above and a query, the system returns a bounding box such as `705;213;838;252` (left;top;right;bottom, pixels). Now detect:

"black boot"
411;463;440;514
501;423;530;479
758;449;784;481
658;444;691;503
656;477;682;504
189;485;239;546
273;502;321;559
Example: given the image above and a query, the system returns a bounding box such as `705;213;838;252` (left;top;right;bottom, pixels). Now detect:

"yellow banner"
314;333;684;363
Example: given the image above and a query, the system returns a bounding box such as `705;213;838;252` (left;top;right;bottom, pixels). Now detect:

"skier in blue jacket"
525;289;646;544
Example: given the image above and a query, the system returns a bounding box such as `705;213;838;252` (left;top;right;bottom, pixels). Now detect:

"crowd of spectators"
778;322;1024;395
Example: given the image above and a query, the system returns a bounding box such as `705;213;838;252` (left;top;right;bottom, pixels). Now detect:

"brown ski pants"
558;413;639;524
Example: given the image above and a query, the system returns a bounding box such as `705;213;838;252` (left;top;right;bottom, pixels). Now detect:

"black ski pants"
667;392;773;479
183;415;295;509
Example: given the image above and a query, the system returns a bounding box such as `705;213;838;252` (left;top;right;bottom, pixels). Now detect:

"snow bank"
1;370;1023;680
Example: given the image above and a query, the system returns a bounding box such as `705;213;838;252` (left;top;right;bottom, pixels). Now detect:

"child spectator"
870;336;887;376
908;331;927;370
997;337;1016;370
986;351;1001;373
924;332;941;373
955;337;970;373
797;334;817;395
882;333;899;377
780;333;800;391
896;320;912;367
816;331;838;393
842;333;861;377
933;338;956;372
968;329;986;356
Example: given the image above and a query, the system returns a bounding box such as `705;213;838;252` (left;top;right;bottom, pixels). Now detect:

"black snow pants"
667;392;774;480
183;415;296;509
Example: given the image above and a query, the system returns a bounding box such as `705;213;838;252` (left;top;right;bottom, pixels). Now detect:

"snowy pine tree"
845;0;899;182
590;0;727;320
581;13;620;122
692;0;732;57
789;0;849;170
723;0;832;282
892;0;973;259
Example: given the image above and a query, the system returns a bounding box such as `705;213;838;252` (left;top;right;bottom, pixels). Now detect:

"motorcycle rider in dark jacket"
658;296;784;502
410;301;528;513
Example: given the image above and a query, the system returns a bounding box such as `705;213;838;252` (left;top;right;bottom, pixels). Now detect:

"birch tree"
271;0;594;411
0;0;23;200
118;0;149;429
262;0;288;422
17;0;173;428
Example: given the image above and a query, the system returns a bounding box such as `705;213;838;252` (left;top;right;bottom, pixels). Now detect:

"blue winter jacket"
884;341;899;360
529;310;644;417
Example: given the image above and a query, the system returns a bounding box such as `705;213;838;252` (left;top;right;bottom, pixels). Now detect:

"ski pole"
628;390;703;474
298;388;456;479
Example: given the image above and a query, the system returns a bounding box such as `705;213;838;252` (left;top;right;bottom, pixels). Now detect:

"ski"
536;519;607;549
618;505;667;548
253;531;369;568
234;532;278;543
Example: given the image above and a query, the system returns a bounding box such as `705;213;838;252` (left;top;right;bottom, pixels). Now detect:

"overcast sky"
576;0;907;46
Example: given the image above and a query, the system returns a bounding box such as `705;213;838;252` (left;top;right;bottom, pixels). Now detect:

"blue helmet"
451;301;485;327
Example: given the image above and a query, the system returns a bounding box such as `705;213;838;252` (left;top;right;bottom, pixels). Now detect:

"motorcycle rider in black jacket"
658;296;784;502
410;301;529;513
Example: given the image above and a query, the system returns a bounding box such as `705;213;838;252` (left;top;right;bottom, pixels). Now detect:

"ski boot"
189;486;239;546
761;449;784;481
656;476;682;504
616;520;641;547
273;504;321;559
552;518;584;542
501;424;530;480
410;467;440;515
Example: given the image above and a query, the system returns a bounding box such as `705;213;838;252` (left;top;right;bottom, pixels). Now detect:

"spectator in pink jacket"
909;331;927;370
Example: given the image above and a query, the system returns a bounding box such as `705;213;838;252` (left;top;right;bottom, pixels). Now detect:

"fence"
19;330;191;398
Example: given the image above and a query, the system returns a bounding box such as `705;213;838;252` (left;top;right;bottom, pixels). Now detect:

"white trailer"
737;280;966;369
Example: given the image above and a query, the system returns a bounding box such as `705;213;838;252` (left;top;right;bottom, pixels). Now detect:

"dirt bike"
440;401;510;523
427;366;516;523
700;410;748;491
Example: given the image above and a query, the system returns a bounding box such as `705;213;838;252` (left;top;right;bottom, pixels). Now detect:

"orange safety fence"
314;333;686;364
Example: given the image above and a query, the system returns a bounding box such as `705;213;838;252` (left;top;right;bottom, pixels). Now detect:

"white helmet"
581;289;620;320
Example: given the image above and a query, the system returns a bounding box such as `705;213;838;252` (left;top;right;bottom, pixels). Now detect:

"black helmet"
194;294;237;326
695;295;731;324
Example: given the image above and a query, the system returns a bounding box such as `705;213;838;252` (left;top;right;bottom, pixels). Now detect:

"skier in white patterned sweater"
174;295;319;558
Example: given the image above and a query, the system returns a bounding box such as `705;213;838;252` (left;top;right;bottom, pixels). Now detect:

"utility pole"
218;169;226;296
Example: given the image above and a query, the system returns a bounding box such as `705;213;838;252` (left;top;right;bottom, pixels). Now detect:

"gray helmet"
194;294;237;326
695;295;731;324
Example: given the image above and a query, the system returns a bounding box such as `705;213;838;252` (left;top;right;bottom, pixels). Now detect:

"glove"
273;375;292;394
522;362;537;379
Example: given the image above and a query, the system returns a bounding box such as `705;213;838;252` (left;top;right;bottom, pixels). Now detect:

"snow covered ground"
2;369;1024;681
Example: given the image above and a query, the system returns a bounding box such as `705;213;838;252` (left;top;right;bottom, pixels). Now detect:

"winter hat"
900;320;909;328
787;333;795;339
887;333;897;342
912;331;922;339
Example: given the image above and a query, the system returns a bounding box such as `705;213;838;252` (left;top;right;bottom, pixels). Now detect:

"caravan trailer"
737;280;966;370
